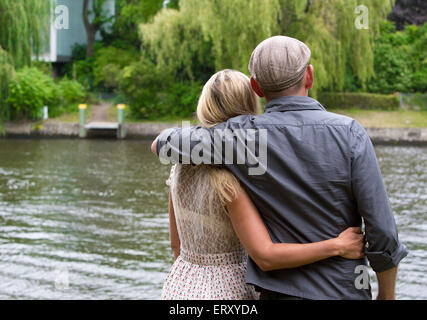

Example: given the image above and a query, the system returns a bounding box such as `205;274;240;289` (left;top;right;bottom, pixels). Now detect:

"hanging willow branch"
140;0;392;94
0;0;50;69
140;0;281;77
0;47;15;119
0;0;50;119
281;0;393;94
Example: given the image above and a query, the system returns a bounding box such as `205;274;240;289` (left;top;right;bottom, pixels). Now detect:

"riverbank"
2;119;427;145
1;121;173;139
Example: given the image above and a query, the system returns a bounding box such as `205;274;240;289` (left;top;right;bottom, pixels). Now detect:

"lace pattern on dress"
167;164;243;255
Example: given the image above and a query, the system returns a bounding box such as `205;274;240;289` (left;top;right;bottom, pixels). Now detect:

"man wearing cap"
152;36;408;300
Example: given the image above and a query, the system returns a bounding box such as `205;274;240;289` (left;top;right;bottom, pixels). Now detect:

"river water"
0;140;425;300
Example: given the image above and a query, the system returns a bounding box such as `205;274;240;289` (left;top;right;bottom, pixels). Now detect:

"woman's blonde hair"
196;69;259;205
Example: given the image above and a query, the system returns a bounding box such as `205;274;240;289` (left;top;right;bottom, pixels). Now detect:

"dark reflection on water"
0;140;425;299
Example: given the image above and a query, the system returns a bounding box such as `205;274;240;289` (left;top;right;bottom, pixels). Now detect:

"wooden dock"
85;122;119;130
82;122;125;139
79;103;126;139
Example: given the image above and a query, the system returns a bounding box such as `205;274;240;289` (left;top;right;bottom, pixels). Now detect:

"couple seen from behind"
151;36;408;300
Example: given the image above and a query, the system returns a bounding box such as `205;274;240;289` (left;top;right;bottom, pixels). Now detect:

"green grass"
52;103;427;129
51;104;93;123
329;109;427;128
105;105;198;124
129;115;199;125
106;104;117;122
138;109;427;128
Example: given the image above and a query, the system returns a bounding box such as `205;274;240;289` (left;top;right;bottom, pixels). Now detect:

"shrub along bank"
317;92;400;110
4;67;86;121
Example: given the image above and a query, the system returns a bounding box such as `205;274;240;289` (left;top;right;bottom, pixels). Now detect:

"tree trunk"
86;27;97;58
83;0;96;58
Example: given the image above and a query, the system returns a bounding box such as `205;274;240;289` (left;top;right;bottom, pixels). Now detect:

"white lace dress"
161;164;259;300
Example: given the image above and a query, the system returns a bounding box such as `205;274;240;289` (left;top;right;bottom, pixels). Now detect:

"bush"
401;93;427;111
61;43;99;91
57;79;86;105
119;59;202;119
71;59;95;91
30;61;53;76
156;82;203;119
7;67;60;119
367;21;427;94
62;43;139;93
318;92;400;111
7;67;86;120
54;78;87;116
119;59;165;118
93;46;139;90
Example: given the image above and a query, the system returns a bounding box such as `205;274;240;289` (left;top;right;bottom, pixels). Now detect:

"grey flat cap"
249;36;311;93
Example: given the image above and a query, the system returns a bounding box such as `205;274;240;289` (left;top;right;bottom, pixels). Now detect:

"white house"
42;0;115;64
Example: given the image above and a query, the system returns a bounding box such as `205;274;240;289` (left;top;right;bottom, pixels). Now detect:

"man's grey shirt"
156;96;408;300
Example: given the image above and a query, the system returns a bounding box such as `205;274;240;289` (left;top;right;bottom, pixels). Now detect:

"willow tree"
140;7;213;81
0;48;15;119
279;0;392;93
184;0;281;72
140;0;392;93
0;0;50;119
0;0;50;68
140;0;281;80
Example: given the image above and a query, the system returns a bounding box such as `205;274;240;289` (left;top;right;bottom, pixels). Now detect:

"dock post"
43;106;48;120
79;104;87;138
117;104;126;139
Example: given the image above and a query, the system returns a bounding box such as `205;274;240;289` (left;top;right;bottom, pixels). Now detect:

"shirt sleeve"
156;127;183;164
350;121;408;273
155;125;226;166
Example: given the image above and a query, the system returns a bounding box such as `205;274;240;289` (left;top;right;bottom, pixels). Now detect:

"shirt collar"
264;96;326;113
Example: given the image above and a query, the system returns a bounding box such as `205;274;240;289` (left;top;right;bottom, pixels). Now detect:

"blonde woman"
159;70;365;300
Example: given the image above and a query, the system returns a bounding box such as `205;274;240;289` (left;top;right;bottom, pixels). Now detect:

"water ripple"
0;140;425;299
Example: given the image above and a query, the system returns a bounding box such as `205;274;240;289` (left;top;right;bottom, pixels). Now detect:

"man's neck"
265;89;308;103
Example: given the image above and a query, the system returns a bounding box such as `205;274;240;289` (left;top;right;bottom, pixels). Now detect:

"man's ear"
250;77;265;98
305;64;314;90
151;137;158;155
